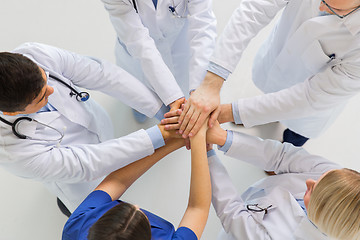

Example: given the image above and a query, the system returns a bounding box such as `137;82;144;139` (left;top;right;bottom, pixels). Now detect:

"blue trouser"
283;128;309;147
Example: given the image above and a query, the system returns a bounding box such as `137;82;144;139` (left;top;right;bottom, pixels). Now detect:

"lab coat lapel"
294;217;328;239
343;10;360;35
47;76;92;130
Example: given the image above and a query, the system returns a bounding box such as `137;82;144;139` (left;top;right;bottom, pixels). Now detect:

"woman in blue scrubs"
62;122;211;240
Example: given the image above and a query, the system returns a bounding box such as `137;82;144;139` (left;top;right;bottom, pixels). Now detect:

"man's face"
319;0;360;17
4;67;54;116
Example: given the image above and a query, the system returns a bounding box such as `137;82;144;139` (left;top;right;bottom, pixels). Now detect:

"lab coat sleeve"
224;131;341;174
101;0;184;106
13;42;163;118
187;0;217;91
236;62;360;131
208;154;271;239
3;129;155;183
210;0;288;72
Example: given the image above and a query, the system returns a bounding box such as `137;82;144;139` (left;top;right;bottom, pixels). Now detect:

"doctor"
176;0;360;146
206;122;360;239
0;42;175;215
101;0;217;120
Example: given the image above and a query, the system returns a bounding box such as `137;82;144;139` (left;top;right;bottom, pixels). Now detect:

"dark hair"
88;202;152;240
0;52;45;112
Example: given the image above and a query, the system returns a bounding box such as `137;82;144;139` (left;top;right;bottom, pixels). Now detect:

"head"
88;202;152;240
305;169;360;240
319;0;360;18
0;52;54;115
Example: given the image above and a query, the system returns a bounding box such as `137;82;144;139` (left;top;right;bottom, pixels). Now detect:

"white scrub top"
211;0;360;138
102;0;217;105
0;42;162;212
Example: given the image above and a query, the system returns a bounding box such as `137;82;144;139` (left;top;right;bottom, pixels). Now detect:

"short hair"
0;52;45;112
307;168;360;240
87;202;152;240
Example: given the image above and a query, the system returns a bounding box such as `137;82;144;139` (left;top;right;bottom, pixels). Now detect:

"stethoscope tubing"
49;74;90;102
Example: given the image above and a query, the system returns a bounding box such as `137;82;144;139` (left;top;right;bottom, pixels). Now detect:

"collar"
342;9;360;35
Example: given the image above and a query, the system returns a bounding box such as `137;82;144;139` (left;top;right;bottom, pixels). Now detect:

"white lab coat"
211;0;360;138
0;42;163;212
209;131;341;239
102;0;217;105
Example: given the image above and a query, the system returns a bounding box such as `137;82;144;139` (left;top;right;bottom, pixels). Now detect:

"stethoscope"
0;74;90;142
50;74;90;102
132;0;188;18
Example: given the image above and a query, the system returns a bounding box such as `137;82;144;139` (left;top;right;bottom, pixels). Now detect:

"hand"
169;97;185;112
178;72;224;138
206;121;227;146
217;104;234;124
162;107;191;150
158;124;183;140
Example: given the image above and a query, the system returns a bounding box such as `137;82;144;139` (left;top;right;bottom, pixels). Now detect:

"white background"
0;0;360;239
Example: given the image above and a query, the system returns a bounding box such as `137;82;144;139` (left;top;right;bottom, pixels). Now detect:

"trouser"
283;128;309;147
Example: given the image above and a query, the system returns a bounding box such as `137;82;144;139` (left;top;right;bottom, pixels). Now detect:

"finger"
164;123;180;131
161;116;179;125
187;111;207;137
164;109;182;119
179;106;195;135
209;107;221;128
185;138;191;150
182;110;201;138
178;101;190;125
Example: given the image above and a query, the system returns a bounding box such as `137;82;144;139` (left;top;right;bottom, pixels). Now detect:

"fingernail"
188;133;193;137
179;130;183;134
182;134;187;138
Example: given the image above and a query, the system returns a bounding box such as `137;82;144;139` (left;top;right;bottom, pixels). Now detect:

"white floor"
1;1;360;239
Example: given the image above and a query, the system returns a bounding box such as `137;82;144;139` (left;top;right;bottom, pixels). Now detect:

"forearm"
95;138;185;200
188;131;211;209
210;0;286;72
225;131;341;174
187;0;217;91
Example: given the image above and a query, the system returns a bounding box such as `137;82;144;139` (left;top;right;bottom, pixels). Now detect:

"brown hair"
87;202;151;240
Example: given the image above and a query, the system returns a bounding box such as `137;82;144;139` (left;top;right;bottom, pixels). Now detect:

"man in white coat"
0;42;174;215
176;0;360;146
101;0;217;120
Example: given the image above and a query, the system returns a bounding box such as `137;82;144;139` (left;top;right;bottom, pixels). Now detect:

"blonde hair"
307;169;360;240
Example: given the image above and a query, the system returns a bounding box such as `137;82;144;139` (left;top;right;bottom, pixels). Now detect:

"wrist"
219;104;234;123
217;129;227;146
202;71;224;91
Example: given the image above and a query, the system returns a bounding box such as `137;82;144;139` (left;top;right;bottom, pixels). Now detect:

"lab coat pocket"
162;0;187;37
301;40;331;74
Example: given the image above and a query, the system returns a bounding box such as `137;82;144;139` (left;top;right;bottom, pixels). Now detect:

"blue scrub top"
62;190;197;240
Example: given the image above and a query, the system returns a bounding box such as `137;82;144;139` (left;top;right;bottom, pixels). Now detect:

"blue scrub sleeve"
172;227;198;240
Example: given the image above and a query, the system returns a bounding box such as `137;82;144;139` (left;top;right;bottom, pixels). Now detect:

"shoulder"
12;42;68;71
62;190;119;240
172;227;197;240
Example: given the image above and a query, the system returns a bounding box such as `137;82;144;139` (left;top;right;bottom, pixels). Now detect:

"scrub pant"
283;128;309;147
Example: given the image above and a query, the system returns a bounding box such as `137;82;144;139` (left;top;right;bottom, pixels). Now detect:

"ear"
2;111;20;116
